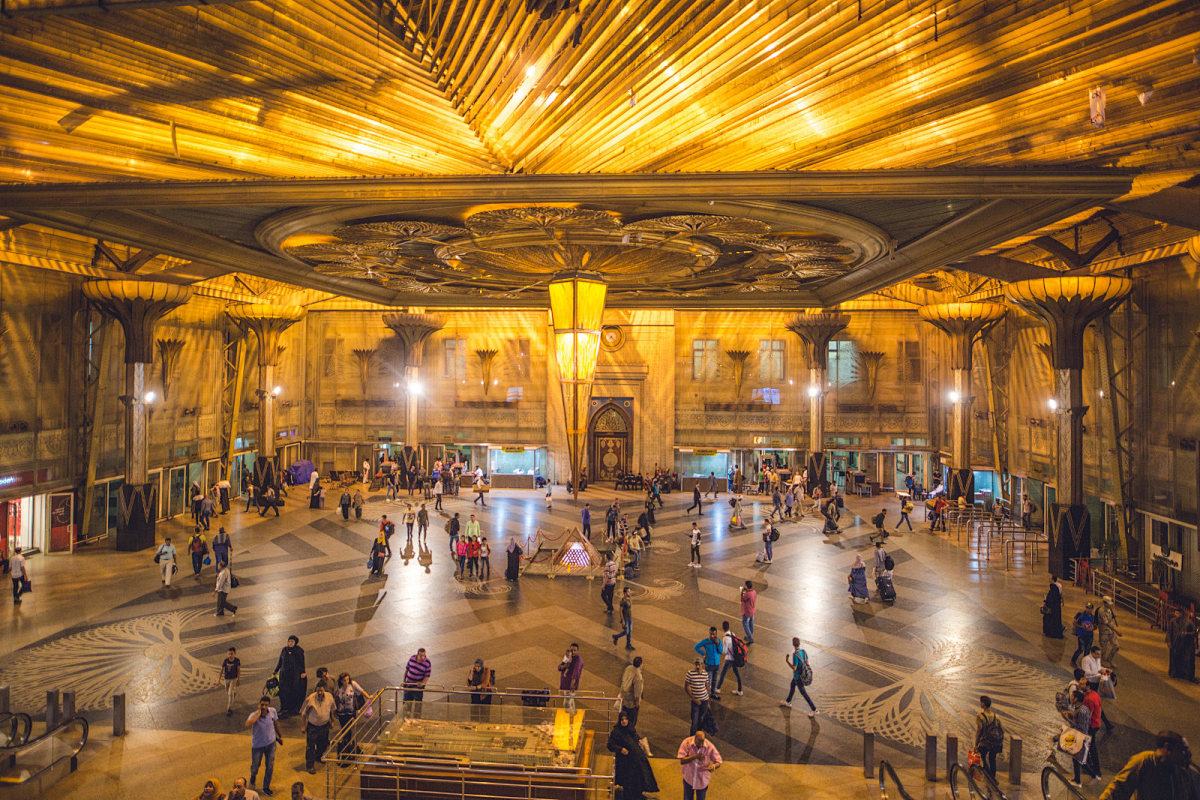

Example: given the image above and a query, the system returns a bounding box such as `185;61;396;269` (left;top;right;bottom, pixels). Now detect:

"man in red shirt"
740;581;757;645
1083;683;1105;779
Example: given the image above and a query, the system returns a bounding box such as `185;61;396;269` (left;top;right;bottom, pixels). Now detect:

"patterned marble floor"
3;484;1198;790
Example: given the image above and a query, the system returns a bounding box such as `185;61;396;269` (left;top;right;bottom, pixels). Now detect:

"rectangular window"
322;336;341;378
827;339;856;386
692;339;719;381
898;340;922;383
443;338;466;379
515;337;531;379
758;339;785;382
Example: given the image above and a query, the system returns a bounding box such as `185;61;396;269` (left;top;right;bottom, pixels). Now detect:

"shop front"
675;449;729;492
0;469;73;555
487;446;547;489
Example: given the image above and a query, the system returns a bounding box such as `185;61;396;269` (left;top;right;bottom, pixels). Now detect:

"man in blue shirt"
694;627;723;699
246;696;283;796
581;504;592;540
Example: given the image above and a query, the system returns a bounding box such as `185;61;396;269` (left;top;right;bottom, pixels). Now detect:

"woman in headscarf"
606;710;658;800
1171;617;1198;682
505;537;522;582
194;777;224;800
352;488;365;519
274;635;307;717
1042;575;1065;639
309;477;322;509
848;554;869;604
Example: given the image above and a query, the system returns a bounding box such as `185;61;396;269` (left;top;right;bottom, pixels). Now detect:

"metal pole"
1009;735;1023;785
62;690;77;720
925;733;938;781
0;685;8;714
113;692;126;737
863;730;875;778
45;689;60;730
945;735;958;775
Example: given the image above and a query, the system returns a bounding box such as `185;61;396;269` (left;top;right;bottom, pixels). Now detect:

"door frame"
588;401;633;480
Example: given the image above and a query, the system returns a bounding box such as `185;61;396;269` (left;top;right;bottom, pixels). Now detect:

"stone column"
1007;277;1132;576
226;304;306;492
382;312;444;471
82;280;191;550
787;310;850;493
918;302;1006;502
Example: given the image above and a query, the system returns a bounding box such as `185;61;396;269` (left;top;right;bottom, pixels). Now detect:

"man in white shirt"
9;547;28;605
1081;645;1105;685
228;776;260;800
299;685;336;773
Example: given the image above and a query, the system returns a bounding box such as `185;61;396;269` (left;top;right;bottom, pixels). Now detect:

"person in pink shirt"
677;731;722;800
739;581;757;645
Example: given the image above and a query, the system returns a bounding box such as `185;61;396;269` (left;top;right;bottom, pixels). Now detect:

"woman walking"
1042;575;1065;638
607;711;658;800
848;554;869;604
504;537;522;581
333;672;367;756
352;489;364;520
274;635;307;717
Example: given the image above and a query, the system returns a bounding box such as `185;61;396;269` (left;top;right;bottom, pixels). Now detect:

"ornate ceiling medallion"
333;220;467;245
284;241;395;262
465;206;620;235
622;214;771;241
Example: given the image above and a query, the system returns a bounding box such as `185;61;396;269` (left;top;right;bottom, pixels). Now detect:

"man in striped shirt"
684;659;711;736
403;648;432;712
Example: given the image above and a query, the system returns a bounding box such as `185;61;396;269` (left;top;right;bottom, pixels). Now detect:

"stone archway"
588;402;632;482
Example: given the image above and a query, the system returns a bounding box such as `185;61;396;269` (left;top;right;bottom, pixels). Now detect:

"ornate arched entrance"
588;403;632;481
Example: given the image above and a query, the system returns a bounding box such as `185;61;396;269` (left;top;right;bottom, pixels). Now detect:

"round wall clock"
600;325;625;351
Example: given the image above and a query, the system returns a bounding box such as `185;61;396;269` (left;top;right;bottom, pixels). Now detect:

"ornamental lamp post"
548;271;607;502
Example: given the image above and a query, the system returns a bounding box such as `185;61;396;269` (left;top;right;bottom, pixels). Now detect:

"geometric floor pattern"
3;484;1198;772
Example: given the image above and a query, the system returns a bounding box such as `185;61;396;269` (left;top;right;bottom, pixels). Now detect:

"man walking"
9;547;28;605
465;513;481;547
694;627;722;699
716;620;744;696
619;656;644;728
403;648;432;709
770;487;784;521
705;472;718;500
298;684;335;773
215;560;238;617
688;522;702;568
612;587;634;649
684;659;711;735
246;696;282;796
605;502;618;541
417;503;429;544
558;643;583;713
779;637;819;717
871;508;888;540
219;646;241;716
581;503;592;540
687;485;703;516
740;581;757;644
678;730;722;800
447;512;461;557
601;558;617;613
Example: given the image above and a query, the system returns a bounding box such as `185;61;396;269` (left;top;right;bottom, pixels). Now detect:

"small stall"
675;449;729;493
487;446;546;489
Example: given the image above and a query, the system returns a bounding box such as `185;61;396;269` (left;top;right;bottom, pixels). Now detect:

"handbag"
20;577;31;594
1057;725;1091;763
362;701;374;719
612;697;623;713
154;551;162;564
1040;605;1050;615
1099;675;1116;699
230;573;240;589
639;736;652;757
203;556;212;566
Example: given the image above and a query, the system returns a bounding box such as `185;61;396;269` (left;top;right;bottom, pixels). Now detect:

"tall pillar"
382;312;444;471
82;280;191;550
226;304;306;492
918;303;1006;502
787;310;850;493
1007;277;1132;576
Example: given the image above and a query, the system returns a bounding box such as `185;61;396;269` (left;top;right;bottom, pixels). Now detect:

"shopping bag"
1099;675;1116;699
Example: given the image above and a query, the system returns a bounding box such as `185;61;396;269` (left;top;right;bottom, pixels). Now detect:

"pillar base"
1050;503;1091;579
253;454;277;492
806;451;828;494
115;482;157;551
949;469;974;503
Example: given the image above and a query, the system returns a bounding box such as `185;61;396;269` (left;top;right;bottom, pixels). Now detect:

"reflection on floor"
3;485;1198;798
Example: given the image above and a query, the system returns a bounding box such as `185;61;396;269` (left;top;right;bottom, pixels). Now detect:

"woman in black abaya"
275;634;308;717
1042;575;1065;639
504;537;522;582
606;711;658;800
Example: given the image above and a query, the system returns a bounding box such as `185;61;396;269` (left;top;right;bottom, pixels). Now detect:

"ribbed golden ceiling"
282;207;860;299
0;0;1196;183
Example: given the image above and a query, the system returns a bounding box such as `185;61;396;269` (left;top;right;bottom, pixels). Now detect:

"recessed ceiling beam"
0;0;251;19
0;170;1136;210
1107;186;1200;231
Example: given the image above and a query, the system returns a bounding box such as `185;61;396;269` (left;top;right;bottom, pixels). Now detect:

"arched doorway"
588;403;631;482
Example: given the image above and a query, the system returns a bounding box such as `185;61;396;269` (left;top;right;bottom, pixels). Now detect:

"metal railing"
0;716;88;787
1040;763;1087;799
1073;562;1190;627
323;686;615;800
1002;529;1047;570
949;761;1011;800
878;760;917;800
0;713;32;749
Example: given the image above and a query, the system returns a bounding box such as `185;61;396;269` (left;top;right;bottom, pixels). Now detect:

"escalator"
878;760;919;800
1040;763;1089;799
0;714;88;800
0;714;32;750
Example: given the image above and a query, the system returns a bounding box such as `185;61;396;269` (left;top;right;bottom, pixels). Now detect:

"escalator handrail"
1041;762;1088;800
0;712;34;749
949;761;1009;800
878;759;918;800
949;762;974;799
970;761;1010;799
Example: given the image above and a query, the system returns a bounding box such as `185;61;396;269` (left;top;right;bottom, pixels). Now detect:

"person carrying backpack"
897;498;914;531
716;620;745;696
974;695;1004;778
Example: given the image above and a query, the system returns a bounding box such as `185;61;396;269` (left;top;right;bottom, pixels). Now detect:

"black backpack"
978;713;1004;752
731;635;748;668
884;554;895;571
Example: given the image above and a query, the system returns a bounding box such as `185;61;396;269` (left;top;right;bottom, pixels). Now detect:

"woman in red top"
468;538;482;579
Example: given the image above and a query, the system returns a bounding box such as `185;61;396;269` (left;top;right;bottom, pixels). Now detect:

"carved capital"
82;280;191;363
